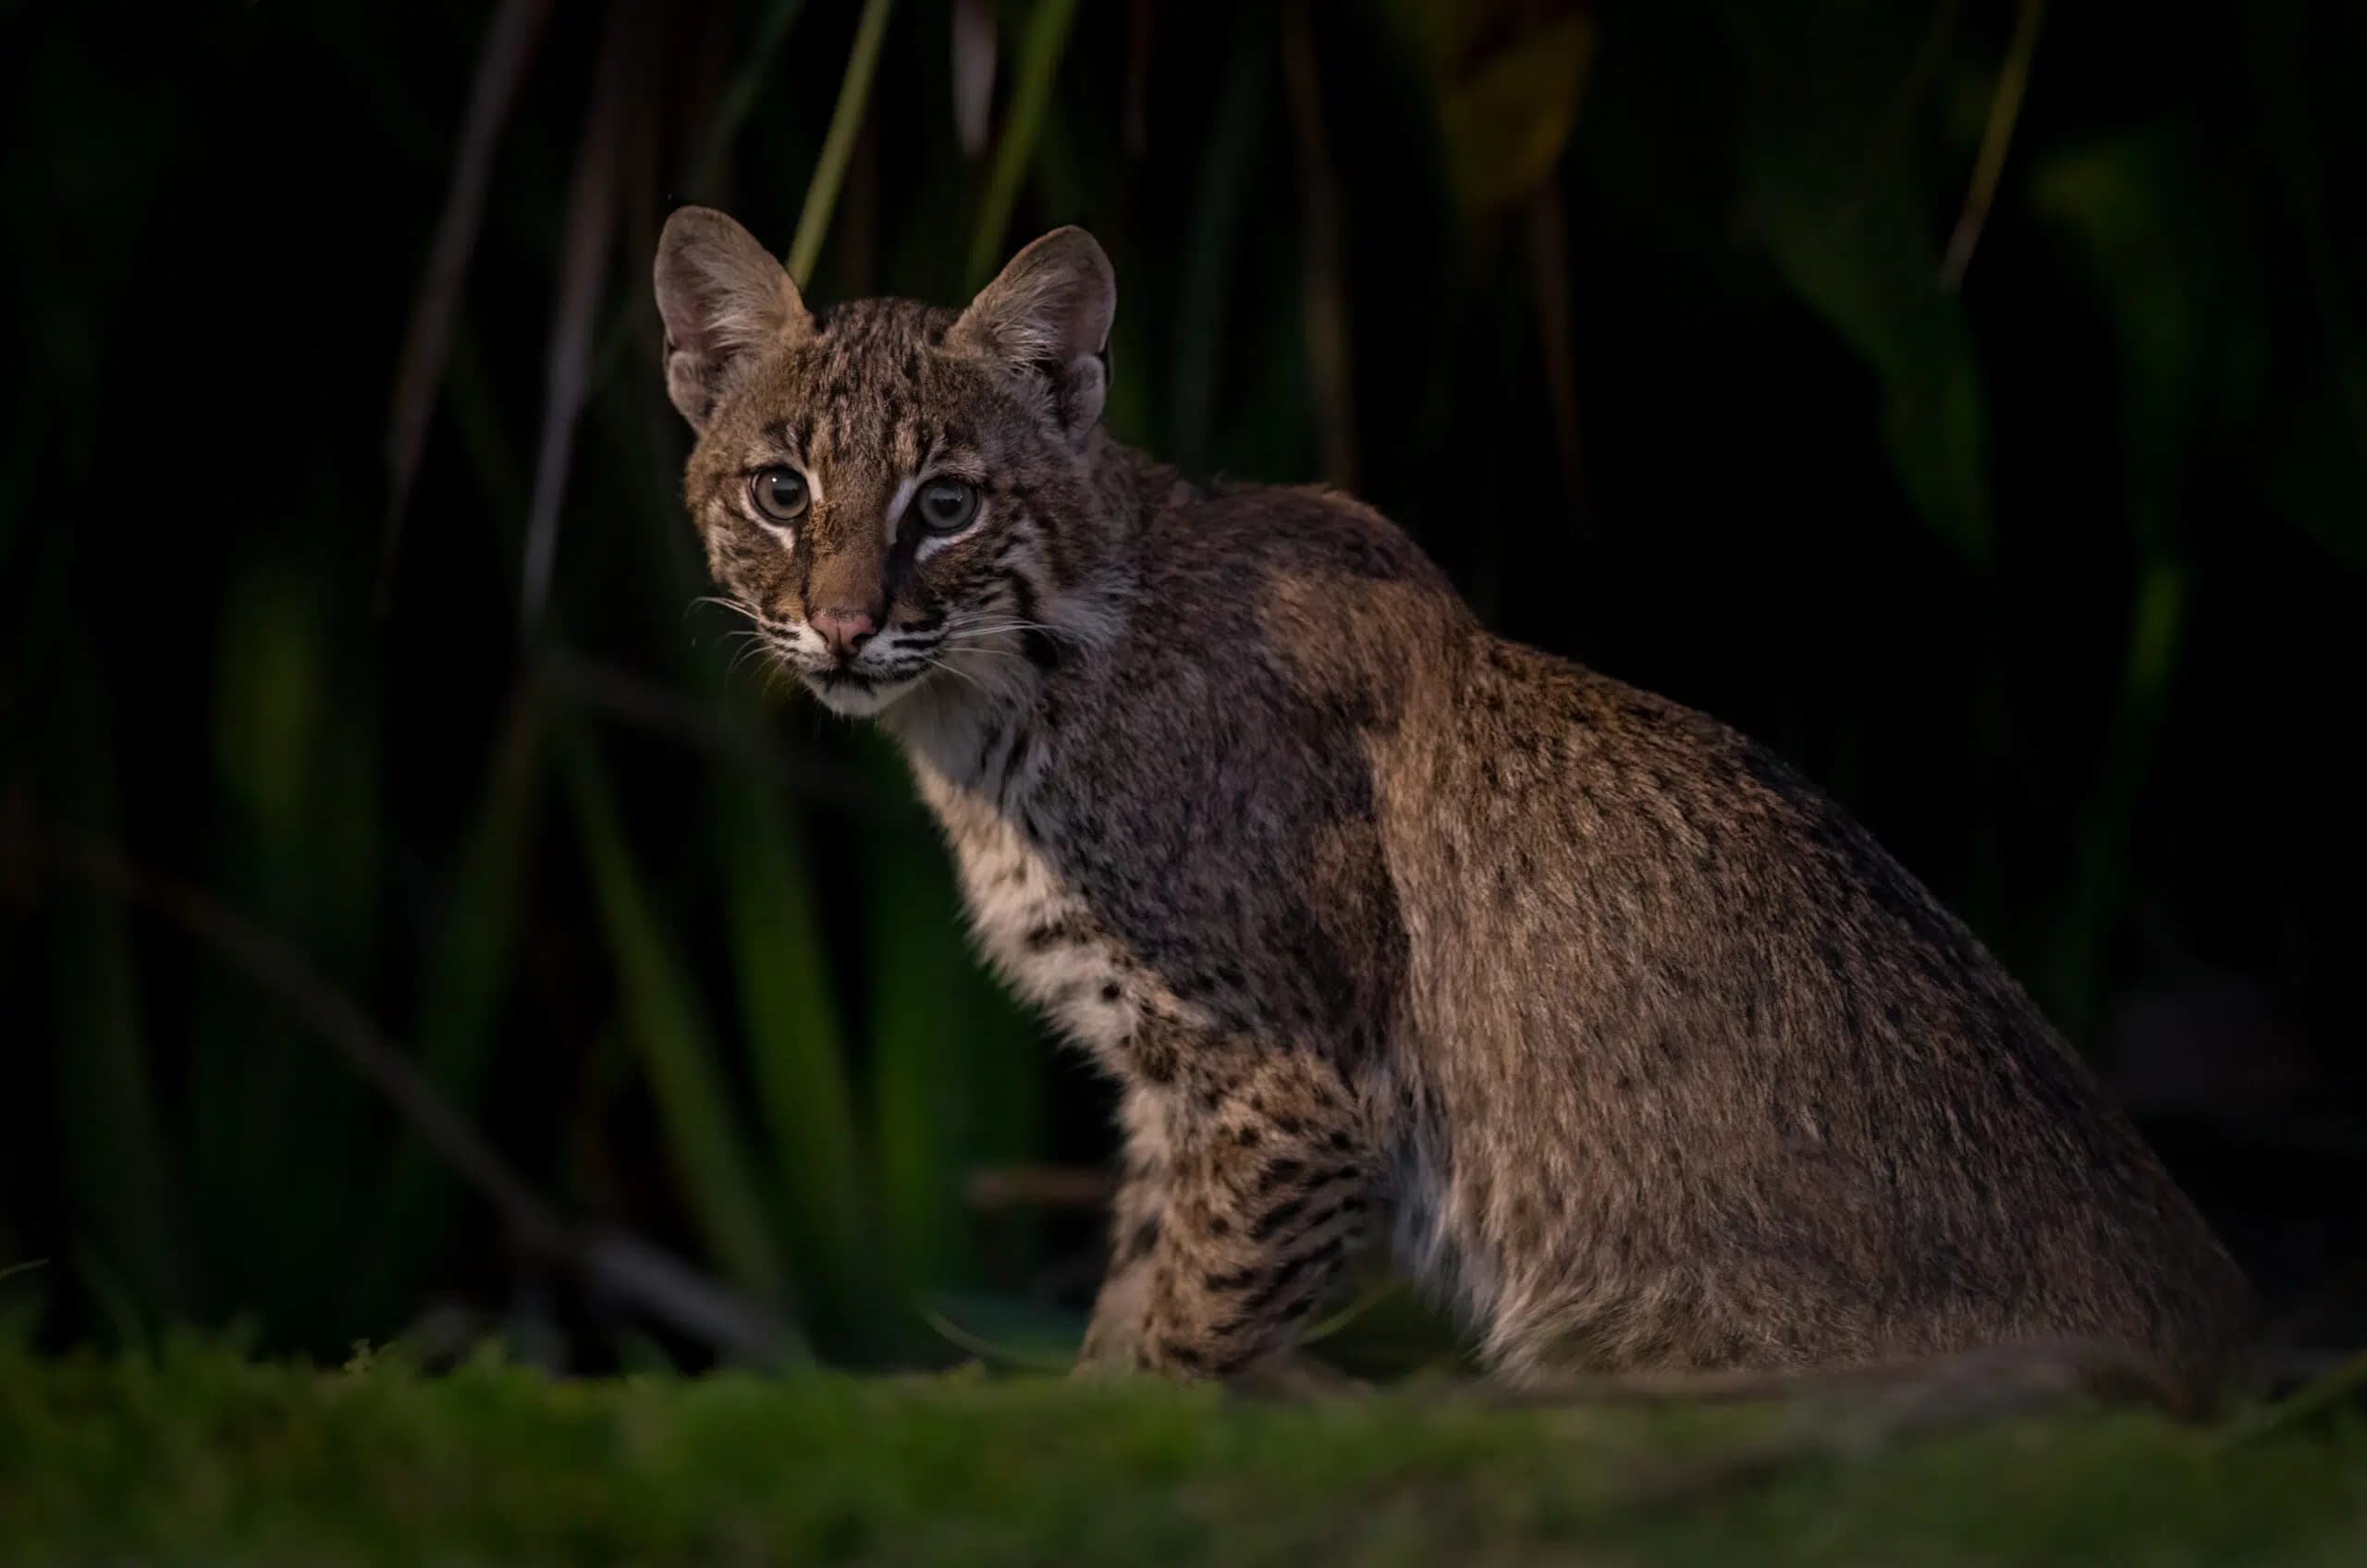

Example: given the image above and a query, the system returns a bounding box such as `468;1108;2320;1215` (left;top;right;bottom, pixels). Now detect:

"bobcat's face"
657;211;1115;718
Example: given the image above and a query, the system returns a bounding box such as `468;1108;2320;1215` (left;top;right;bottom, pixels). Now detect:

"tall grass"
4;0;2360;1366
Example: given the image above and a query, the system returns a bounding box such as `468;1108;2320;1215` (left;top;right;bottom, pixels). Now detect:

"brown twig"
31;836;791;1362
964;1164;1119;1212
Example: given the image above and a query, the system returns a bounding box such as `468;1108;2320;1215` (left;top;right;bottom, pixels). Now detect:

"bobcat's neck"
879;431;1166;800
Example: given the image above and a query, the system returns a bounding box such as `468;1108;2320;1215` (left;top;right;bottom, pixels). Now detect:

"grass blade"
859;753;1045;1341
559;724;796;1324
681;0;815;201
46;646;184;1329
520;0;633;634
712;757;874;1347
951;0;996;158
963;0;1080;288
1940;0;2047;290
862;810;980;1310
186;563;384;1347
785;0;896;288
381;0;557;599
1281;0;1355;487
362;690;545;1323
1525;184;1582;530
2045;559;2183;1035
1170;10;1269;471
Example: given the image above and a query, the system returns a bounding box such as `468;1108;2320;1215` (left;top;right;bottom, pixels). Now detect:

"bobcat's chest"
917;766;1149;1065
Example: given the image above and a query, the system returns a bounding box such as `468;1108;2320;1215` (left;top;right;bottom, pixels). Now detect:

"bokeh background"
5;0;2361;1372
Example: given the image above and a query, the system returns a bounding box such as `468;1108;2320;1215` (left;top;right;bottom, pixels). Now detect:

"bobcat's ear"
950;227;1115;438
653;206;814;430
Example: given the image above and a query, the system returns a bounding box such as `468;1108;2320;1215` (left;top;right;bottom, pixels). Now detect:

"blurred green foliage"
2;0;2361;1367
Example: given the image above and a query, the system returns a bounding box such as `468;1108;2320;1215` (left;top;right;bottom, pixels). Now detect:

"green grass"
3;1348;2362;1566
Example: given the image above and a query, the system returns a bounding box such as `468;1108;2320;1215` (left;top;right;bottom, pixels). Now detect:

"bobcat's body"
654;210;2250;1407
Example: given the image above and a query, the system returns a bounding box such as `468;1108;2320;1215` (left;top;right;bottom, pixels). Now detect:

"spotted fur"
655;208;2251;1406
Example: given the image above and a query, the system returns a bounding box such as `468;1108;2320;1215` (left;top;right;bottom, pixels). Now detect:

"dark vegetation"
5;1343;2365;1565
3;0;2363;1387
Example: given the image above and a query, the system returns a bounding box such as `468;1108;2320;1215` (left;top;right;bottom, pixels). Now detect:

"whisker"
922;655;994;698
690;594;772;628
944;618;1078;639
941;627;1087;653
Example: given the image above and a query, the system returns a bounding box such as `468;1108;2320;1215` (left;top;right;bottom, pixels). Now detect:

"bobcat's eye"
751;467;810;523
914;478;981;535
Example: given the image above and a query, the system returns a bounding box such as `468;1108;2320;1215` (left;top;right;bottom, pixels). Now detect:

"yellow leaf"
1437;13;1593;214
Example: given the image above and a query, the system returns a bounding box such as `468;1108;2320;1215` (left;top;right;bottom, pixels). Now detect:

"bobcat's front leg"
1077;1135;1166;1367
1079;1060;1376;1378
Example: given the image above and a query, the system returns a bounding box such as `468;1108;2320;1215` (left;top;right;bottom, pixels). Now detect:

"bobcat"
653;206;2250;1408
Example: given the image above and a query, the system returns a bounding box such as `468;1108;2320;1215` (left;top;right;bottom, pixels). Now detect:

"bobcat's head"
655;206;1119;717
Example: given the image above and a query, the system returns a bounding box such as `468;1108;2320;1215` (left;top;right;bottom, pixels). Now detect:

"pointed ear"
949;227;1116;437
653;206;815;430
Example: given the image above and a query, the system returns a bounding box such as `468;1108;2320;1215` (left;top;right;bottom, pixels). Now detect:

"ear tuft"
652;206;814;429
950;227;1116;436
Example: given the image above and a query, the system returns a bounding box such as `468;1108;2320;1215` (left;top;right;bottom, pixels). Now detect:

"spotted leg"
1080;1060;1377;1378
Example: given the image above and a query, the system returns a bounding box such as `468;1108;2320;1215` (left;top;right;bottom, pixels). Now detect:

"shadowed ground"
3;1346;2361;1565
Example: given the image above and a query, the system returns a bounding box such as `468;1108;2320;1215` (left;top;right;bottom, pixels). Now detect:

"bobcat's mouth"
800;661;922;718
745;616;952;718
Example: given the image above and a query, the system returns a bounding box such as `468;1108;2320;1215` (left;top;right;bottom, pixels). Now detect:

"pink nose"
812;607;877;658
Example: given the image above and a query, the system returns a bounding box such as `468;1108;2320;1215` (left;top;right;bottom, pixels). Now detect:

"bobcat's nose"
811;606;877;659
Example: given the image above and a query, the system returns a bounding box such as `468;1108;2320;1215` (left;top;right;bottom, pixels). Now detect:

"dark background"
3;0;2361;1370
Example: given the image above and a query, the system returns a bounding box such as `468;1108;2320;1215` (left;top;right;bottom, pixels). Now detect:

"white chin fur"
801;670;921;717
